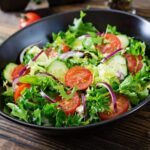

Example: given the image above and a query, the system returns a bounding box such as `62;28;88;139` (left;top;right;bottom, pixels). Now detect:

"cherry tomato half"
125;54;143;74
11;64;29;80
99;94;130;120
20;12;41;28
56;92;80;115
45;48;58;58
97;33;121;54
14;84;30;101
62;44;70;53
65;66;93;90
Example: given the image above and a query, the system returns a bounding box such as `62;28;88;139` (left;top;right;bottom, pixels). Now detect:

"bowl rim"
0;9;150;130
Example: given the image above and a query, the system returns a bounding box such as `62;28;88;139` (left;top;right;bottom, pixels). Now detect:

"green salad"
2;11;150;127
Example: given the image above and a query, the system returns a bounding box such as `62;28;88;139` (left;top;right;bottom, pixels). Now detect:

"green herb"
86;86;110;123
69;11;97;36
106;24;120;35
7;103;28;122
119;62;150;105
126;38;146;56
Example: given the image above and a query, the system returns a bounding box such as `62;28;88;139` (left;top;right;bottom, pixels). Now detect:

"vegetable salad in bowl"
2;11;150;127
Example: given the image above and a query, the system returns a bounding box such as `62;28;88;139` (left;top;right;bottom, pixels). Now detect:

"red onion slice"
97;32;104;36
85;34;91;37
40;90;56;103
20;41;42;63
12;77;19;91
37;72;60;82
81;93;87;118
59;51;84;59
97;82;117;111
101;48;122;63
19;65;28;77
32;50;44;61
19;50;44;77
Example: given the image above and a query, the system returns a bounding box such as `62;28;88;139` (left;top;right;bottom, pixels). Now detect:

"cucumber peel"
3;63;17;83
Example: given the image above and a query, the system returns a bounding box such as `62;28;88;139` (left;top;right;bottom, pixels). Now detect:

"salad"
1;11;150;127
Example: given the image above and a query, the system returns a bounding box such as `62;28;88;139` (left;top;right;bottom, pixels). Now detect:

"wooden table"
0;0;150;149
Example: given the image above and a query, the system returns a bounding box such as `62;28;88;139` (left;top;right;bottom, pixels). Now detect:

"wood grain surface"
0;103;150;150
0;0;150;149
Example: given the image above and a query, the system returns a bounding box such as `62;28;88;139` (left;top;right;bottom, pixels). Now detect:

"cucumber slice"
3;63;18;83
98;55;127;82
117;35;129;48
72;36;85;50
47;60;68;83
72;35;95;50
27;46;41;55
26;46;49;66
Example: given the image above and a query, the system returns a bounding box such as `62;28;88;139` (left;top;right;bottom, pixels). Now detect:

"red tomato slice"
45;48;58;58
11;64;29;80
45;44;69;58
99;94;130;120
20;12;41;28
62;44;70;53
136;55;143;73
125;54;143;74
14;84;30;101
57;92;80;115
65;66;93;90
97;33;121;54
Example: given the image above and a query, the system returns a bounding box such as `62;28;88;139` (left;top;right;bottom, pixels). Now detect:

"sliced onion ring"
19;65;28;77
19;50;44;77
37;72;60;82
12;77;19;91
32;50;44;61
97;82;117;111
101;48;122;63
81;93;87;118
20;41;42;63
97;32;104;36
40;90;56;103
59;51;84;59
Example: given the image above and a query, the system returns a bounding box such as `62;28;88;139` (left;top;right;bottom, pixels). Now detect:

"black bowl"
0;9;150;135
47;0;87;7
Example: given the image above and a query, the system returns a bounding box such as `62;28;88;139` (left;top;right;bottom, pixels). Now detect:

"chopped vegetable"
65;66;93;90
19;12;41;28
3;63;17;82
47;60;68;83
97;82;117;111
1;12;150;127
99;94;130;120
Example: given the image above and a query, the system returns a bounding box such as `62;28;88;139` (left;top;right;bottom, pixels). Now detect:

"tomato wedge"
62;44;70;53
14;84;30;101
20;12;41;28
11;64;29;80
45;48;58;58
125;54;143;74
12;64;25;80
65;66;93;90
99;94;130;120
45;44;69;58
97;33;121;54
57;92;80;115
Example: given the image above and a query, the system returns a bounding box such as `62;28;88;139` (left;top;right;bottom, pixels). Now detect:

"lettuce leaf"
106;24;120;35
119;63;150;105
19;75;76;100
7;103;28;121
126;38;146;56
86;86;110;123
32;108;42;125
69;11;97;36
42;104;82;127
